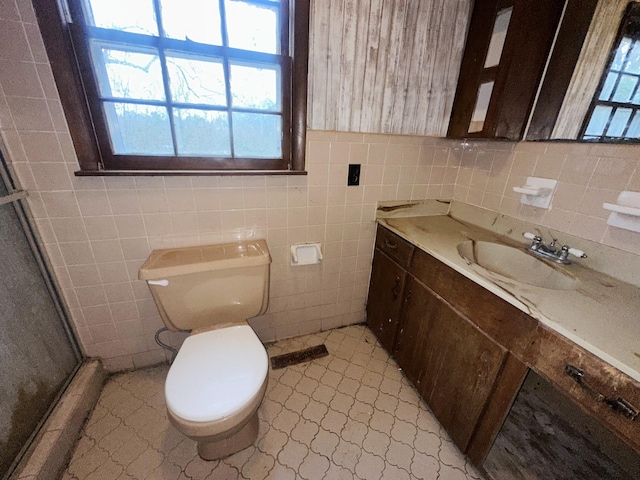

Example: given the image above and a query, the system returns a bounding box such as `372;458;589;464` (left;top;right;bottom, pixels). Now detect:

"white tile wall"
1;1;638;371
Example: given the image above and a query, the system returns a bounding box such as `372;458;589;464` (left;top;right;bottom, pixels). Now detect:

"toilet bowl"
139;240;272;460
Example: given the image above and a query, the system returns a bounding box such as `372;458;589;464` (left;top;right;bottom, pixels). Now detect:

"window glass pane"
468;81;494;133
612;74;638;103
174;109;230;156
584;105;612;137
230;62;280;110
232;113;281;157
104;103;173;154
484;7;512;68
599;72;618;101
225;1;279;54
625;111;640;138
160;0;222;45
606;107;632;137
612;37;632;71
624;39;640;74
82;0;158;36
92;45;165;100
167;54;227;106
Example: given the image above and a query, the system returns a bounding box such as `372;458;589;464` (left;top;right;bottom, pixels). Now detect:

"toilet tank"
139;240;271;331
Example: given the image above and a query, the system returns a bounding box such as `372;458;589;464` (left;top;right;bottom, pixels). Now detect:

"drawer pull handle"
392;277;401;299
564;365;604;401
565;364;639;420
384;239;399;250
605;397;639;421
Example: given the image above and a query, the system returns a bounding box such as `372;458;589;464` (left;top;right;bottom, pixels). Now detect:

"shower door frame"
0;152;84;479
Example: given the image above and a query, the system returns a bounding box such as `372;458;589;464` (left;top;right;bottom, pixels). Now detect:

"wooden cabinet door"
366;249;406;353
394;276;439;387
416;291;508;452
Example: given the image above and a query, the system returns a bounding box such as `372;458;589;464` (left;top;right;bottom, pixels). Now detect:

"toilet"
138;240;272;460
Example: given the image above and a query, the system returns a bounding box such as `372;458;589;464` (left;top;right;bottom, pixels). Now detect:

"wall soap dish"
513;177;557;209
603;191;640;233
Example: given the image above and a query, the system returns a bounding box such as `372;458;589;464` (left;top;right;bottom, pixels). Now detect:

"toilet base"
197;410;260;461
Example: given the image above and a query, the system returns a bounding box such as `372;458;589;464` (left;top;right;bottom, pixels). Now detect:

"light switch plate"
348;164;361;186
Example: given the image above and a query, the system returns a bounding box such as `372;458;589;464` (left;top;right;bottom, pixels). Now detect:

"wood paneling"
308;0;471;136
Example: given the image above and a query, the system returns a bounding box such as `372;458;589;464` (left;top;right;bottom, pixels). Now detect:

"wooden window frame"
579;2;640;143
33;0;310;175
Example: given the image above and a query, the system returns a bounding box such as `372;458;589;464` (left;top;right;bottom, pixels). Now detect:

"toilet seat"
165;325;268;423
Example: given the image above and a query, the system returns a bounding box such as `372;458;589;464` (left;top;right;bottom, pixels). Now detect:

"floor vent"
270;344;329;370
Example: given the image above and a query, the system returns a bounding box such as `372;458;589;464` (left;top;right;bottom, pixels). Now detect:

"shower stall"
0;152;82;478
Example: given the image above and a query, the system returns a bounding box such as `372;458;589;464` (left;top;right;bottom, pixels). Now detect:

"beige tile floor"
61;325;484;480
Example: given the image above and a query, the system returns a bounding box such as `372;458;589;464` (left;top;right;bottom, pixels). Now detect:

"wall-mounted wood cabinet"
448;0;598;140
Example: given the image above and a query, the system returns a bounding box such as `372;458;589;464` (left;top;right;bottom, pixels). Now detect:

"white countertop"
377;203;640;383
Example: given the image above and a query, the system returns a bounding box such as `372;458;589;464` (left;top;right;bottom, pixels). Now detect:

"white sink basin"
457;241;579;290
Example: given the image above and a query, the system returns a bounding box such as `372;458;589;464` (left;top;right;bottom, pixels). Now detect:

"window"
581;3;640;142
34;0;309;174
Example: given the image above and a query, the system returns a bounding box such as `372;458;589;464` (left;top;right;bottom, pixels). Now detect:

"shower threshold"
9;361;105;480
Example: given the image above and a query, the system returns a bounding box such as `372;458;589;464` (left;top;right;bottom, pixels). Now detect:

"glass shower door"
0;160;81;478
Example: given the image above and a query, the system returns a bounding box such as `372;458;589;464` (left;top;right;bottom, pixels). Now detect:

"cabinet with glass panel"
448;0;599;141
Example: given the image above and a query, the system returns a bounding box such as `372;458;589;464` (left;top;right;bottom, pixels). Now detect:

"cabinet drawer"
527;325;640;453
375;224;414;268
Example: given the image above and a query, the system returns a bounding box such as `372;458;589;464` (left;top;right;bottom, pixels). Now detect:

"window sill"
74;169;308;177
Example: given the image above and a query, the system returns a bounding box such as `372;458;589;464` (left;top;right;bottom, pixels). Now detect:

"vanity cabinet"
366;224;640;467
368;226;523;453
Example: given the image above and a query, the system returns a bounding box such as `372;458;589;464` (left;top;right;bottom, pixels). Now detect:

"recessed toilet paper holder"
291;242;323;266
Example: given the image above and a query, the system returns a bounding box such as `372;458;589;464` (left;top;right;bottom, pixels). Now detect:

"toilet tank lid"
138;239;271;280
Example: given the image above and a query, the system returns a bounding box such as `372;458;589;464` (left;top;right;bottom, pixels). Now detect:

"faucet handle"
568;247;587;259
523;232;542;242
559;245;587;262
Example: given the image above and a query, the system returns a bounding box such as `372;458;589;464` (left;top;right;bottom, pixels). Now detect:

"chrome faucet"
523;232;587;265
